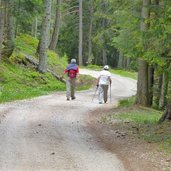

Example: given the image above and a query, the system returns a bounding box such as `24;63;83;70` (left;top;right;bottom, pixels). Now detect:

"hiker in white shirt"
97;65;112;104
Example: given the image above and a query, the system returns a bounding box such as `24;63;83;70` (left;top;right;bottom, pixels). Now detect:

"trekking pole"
110;84;112;103
92;86;98;102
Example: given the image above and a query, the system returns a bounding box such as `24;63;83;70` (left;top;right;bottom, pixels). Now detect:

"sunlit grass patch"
15;34;38;55
0;59;65;103
111;69;137;80
84;65;137;80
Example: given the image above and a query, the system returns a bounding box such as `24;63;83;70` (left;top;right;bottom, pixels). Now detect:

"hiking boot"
71;97;76;100
99;102;102;104
67;98;70;101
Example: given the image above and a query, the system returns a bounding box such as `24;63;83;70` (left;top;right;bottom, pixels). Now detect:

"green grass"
112;107;161;124
47;50;68;76
84;65;137;80
0;34;95;103
111;69;137;80
0;62;65;103
84;64;103;71
15;34;38;55
119;96;136;107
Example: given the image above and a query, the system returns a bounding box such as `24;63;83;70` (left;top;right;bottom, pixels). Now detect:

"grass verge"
103;97;171;154
111;69;137;80
83;65;137;80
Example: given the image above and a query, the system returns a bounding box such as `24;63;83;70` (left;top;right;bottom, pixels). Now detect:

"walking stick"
110;83;112;103
92;86;98;102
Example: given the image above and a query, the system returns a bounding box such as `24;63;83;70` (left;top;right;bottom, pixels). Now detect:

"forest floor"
0;69;170;171
87;107;171;171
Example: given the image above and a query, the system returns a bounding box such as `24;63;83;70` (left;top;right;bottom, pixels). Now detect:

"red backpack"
68;69;76;78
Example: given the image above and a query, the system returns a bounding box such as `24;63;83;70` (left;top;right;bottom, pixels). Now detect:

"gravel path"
0;69;136;171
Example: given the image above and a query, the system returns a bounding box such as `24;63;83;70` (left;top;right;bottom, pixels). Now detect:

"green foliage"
111;0;171;70
14;0;43;34
57;0;79;62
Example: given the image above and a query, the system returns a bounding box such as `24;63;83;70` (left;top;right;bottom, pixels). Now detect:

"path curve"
0;69;136;171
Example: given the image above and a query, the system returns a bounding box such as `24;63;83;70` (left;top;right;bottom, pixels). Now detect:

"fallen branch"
23;54;66;83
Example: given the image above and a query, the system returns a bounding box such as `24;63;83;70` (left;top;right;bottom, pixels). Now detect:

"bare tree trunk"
123;57;127;69
148;66;154;106
102;49;107;65
2;0;15;58
49;0;62;51
118;51;123;68
136;0;150;106
126;57;131;69
37;0;51;73
78;0;83;66
0;0;5;59
154;75;162;107
159;99;171;123
88;0;93;64
136;59;149;106
159;72;169;109
32;17;38;38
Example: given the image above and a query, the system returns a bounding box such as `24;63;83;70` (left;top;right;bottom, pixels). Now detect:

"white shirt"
98;70;111;85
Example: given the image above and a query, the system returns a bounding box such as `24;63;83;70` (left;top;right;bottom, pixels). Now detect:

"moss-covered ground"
0;34;95;103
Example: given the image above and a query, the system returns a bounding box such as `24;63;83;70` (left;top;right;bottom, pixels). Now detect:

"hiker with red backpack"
64;59;79;101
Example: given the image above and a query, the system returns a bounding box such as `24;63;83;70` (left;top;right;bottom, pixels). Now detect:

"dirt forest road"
0;69;136;171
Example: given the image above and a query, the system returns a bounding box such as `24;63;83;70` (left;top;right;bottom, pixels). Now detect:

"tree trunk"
102;49;107;65
32;17;38;38
2;0;15;58
159;72;169;109
136;59;149;106
78;0;83;66
123;57;127;69
126;57;131;69
37;0;51;73
49;0;62;51
87;0;93;64
148;65;154;106
136;0;150;106
0;0;5;59
154;75;162;107
118;51;123;68
159;99;171;123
